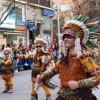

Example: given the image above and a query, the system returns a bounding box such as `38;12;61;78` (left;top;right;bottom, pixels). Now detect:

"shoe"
31;94;38;100
2;89;9;93
9;89;14;93
25;63;28;66
57;90;60;94
15;70;18;73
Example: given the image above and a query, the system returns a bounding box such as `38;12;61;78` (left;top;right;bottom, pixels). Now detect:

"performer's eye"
63;34;75;40
36;45;42;48
4;53;9;55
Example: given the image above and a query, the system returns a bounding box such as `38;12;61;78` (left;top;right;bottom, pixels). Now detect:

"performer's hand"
40;70;44;74
81;49;91;57
68;80;79;90
36;74;44;84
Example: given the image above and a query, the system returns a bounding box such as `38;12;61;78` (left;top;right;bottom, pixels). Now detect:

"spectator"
52;49;58;62
1;44;6;51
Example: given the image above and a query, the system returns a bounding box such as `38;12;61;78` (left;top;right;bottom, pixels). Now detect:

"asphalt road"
0;70;100;100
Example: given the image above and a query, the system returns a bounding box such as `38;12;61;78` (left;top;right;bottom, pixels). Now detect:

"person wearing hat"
0;48;14;93
36;15;100;100
31;38;51;100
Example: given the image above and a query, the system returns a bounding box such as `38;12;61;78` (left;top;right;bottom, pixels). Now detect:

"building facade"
0;0;54;47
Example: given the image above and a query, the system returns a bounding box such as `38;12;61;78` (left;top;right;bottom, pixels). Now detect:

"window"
15;8;22;20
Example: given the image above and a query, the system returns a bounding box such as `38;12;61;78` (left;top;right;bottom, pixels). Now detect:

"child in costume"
36;15;100;100
0;48;14;93
31;38;51;100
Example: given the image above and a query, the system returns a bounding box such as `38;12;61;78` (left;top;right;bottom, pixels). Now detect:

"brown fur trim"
4;48;11;54
35;40;47;49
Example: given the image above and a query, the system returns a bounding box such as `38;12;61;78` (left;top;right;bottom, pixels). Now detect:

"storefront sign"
0;7;15;29
16;21;27;31
0;19;15;29
27;22;36;31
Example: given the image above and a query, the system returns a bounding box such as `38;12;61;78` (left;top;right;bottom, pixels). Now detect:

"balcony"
28;0;50;7
28;0;38;4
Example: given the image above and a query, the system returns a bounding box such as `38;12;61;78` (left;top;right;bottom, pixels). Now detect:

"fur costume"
31;38;51;100
0;48;14;93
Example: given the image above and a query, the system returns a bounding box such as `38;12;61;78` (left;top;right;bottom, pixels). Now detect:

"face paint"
63;34;75;40
35;44;42;52
36;45;42;48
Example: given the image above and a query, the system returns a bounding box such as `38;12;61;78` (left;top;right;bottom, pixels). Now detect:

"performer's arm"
42;61;59;80
16;54;24;59
78;56;100;88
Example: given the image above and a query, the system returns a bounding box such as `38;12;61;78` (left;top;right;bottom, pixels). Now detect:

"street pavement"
0;70;100;100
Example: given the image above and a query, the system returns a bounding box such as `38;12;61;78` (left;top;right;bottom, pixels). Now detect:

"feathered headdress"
33;38;48;57
3;48;12;54
34;38;48;49
3;47;12;59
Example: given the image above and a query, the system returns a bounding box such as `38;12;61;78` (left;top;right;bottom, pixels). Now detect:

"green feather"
77;16;83;21
89;27;98;31
80;17;86;22
89;33;98;35
90;32;99;34
85;43;94;50
87;26;94;28
74;15;79;20
89;37;98;39
87;41;94;47
69;15;72;20
83;17;90;23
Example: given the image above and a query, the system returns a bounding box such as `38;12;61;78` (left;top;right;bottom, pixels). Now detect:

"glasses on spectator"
36;45;42;48
63;34;75;40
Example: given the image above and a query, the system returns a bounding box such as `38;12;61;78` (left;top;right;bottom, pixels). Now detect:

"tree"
0;0;23;25
0;0;16;25
53;15;65;41
72;0;100;19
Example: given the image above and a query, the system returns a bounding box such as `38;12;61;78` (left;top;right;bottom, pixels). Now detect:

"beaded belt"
2;69;14;74
60;86;92;100
31;66;41;77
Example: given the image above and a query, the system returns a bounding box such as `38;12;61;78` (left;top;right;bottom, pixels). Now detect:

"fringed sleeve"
42;61;59;89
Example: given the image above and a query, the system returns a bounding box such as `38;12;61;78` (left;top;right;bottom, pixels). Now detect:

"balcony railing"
28;0;50;7
28;0;38;4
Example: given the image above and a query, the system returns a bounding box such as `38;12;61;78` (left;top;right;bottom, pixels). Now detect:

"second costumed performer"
36;15;100;100
31;38;51;100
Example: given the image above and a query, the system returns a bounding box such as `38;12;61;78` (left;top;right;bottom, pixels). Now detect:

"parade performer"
31;38;51;100
36;15;100;100
0;48;14;93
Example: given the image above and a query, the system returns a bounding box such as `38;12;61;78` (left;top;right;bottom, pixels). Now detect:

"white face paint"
63;28;75;49
35;44;42;52
64;38;75;49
